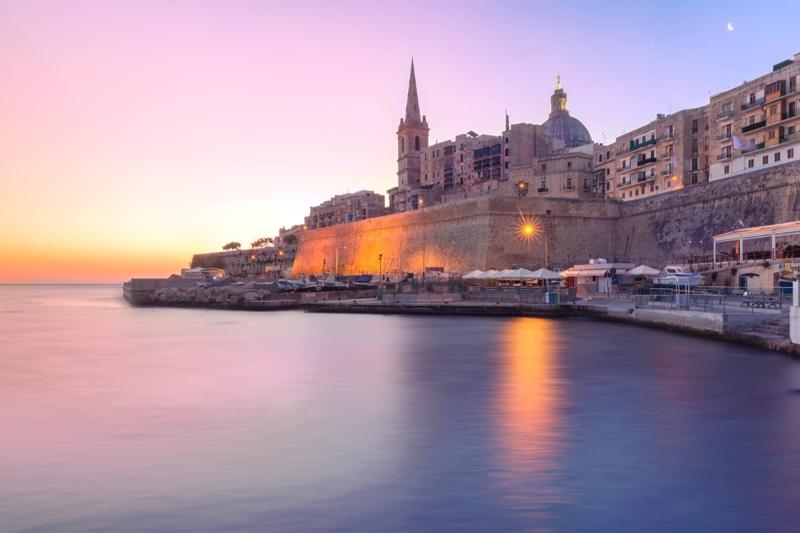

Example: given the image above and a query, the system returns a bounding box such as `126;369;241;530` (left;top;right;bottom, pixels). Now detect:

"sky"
2;0;800;283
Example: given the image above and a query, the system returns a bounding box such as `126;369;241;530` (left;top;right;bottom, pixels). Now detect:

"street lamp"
379;253;383;281
322;258;326;275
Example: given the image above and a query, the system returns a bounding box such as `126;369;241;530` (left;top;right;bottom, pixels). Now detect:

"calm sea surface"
2;285;800;532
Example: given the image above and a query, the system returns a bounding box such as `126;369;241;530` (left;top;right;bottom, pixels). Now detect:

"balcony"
742;119;767;133
716;109;735;120
636;156;657;167
617;180;634;189
741;97;765;111
637;174;656;183
781;110;798;121
537;187;549;194
780;131;800;144
717;132;732;142
660;168;673;176
659;132;675;141
717;153;732;161
660;152;673;161
563;185;575;191
629;138;657;152
616;166;629;173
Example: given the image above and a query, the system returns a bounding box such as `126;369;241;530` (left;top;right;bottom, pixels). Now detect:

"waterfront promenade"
123;278;798;357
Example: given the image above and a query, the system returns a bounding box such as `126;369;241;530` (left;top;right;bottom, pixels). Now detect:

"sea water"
2;284;800;532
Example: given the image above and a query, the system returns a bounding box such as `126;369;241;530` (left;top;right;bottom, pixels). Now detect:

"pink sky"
2;0;799;282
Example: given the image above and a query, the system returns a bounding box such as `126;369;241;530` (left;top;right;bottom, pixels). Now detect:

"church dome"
541;77;592;146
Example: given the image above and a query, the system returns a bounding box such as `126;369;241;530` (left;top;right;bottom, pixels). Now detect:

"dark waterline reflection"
1;285;800;532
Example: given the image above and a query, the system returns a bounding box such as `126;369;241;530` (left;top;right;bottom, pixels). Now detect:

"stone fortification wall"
616;161;800;265
292;195;619;276
288;160;800;277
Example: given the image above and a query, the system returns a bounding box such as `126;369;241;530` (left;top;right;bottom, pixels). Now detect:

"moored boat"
653;265;704;288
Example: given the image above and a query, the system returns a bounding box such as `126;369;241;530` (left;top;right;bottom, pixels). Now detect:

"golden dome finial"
557;75;561;90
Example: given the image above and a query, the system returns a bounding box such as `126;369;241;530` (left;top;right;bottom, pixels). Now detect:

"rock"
243;291;259;301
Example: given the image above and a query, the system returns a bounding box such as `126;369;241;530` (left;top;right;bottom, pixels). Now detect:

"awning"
562;269;608;277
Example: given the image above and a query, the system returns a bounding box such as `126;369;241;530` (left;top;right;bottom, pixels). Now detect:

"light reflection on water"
2;285;800;532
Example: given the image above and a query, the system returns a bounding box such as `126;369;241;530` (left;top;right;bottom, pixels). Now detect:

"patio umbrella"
626;265;659;276
461;269;484;279
627;264;659;290
475;269;499;279
526;268;565;301
502;268;538;279
489;269;515;279
528;267;565;280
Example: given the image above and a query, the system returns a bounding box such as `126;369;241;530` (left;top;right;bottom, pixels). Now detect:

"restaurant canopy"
712;220;800;263
461;270;484;279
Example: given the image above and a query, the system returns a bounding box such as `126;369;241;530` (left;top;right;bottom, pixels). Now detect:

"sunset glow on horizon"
3;1;799;283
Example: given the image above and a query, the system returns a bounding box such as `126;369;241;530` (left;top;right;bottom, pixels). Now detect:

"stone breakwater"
123;278;378;309
151;285;297;308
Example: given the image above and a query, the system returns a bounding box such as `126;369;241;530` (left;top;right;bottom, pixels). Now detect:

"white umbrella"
528;267;565;280
503;268;538;279
475;269;499;279
489;269;515;279
461;269;484;279
626;265;660;276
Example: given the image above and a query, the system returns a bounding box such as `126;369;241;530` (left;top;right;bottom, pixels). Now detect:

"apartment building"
597;107;709;201
304;190;387;230
708;53;800;181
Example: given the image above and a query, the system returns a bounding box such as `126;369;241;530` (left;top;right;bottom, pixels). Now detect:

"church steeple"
396;60;429;200
405;59;422;125
550;75;569;115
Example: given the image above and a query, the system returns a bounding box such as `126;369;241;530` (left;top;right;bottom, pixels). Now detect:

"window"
541;164;547;172
770;105;778;116
598;154;603;162
566;178;573;189
567;162;572;169
769;130;776;140
748;159;754;168
606;168;610;176
763;155;769;165
650;183;655;192
691;158;699;171
775;152;781;162
789;126;796;135
692;138;699;150
748;115;756;125
505;162;508;169
505;137;508;144
724;165;730;174
692;119;699;133
606;182;610;190
635;189;639;196
692;173;698;184
415;136;420;151
789;149;795;159
606;151;610;159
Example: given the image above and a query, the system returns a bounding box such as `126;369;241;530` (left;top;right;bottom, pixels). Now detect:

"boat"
653;265;704;288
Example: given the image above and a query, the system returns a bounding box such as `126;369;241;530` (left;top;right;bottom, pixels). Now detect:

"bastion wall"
291;161;800;276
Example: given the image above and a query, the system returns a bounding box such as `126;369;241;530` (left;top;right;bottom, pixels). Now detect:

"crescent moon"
727;22;734;31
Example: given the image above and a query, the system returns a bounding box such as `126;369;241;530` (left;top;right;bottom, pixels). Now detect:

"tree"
222;242;241;251
251;237;274;249
283;234;298;245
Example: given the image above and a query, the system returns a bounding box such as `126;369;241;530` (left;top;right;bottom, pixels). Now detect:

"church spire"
405;59;422;125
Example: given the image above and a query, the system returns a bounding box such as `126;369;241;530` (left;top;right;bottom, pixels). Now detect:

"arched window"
401;138;405;153
415;136;420;151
